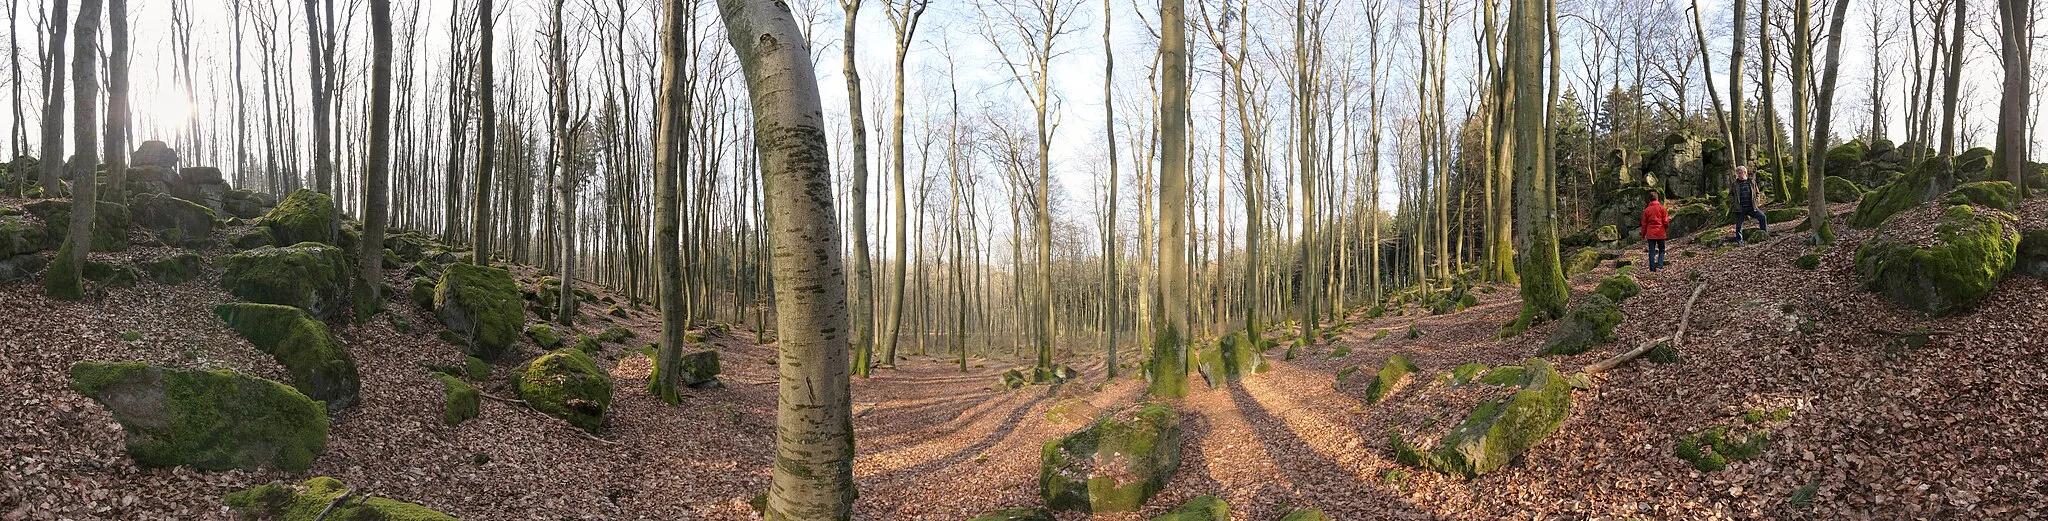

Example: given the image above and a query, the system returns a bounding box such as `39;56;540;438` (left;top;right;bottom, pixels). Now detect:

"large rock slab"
215;303;361;410
1392;359;1572;476
224;477;456;520
68;363;329;472
2019;229;2048;279
1854;204;2020;316
1150;495;1228;521
129;193;217;247
263;188;338;247
26;199;131;251
513;348;614;433
1539;294;1622;356
220;243;350;319
435;263;523;360
1041;403;1182;513
0;215;47;258
1195;331;1267;387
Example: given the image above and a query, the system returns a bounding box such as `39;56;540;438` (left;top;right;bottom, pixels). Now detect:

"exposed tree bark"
1510;0;1567;325
651;0;690;405
46;0;99;301
35;0;69;197
712;1;856;518
1996;0;2033;196
1100;0;1121;378
102;0;129;204
880;0;927;369
6;0;22;196
471;0;497;261
304;0;333;195
1150;0;1190;400
1808;0;1852;244
359;0;393;319
841;0;876;379
1731;0;1748;164
1938;0;1966;159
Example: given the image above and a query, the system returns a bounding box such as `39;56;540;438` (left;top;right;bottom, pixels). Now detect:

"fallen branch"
311;489;354;521
1579;282;1707;377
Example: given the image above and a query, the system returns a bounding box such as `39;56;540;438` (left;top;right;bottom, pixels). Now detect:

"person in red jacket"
1641;190;1670;272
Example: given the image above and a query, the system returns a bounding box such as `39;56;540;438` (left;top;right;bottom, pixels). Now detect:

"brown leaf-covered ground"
3;198;2044;520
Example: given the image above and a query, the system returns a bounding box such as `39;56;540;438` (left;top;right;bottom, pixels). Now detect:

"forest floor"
4;197;2047;520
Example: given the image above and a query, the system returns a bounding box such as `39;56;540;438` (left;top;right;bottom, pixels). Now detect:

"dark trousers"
1646;239;1667;271
1735;207;1769;241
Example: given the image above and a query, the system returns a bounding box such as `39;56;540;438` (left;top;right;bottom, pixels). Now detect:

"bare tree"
1996;0;2033;195
650;0;690;405
103;0;129;204
35;0;68;197
1150;0;1190;399
359;0;393;318
712;0;856;518
841;0;877;378
880;0;928;368
46;0;100;301
471;0;497;261
1511;0;1567;326
1807;0;1852;244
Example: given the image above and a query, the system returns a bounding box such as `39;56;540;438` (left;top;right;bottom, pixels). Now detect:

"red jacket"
1642;200;1671;240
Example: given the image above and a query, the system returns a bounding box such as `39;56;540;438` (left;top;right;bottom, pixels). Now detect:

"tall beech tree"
45;0;100;301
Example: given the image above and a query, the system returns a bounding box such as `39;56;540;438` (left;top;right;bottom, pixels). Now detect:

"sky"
1;0;2042;240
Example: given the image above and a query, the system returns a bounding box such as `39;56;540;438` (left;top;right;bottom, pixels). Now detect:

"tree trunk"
1808;0;1851;244
650;0;690;405
1791;0;1812;233
304;0;332;195
102;0;129;204
841;0;876;379
1938;0;1966;159
470;0;496;262
1150;0;1190;400
35;0;69;197
46;0;100;301
1101;0;1121;378
715;1;857;517
1510;0;1566;325
552;0;577;325
881;0;926;369
1996;0;2033;196
1730;0;1747;164
359;0;393;319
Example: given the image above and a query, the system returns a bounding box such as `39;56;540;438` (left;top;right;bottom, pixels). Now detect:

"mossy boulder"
1942;181;2019;211
139;252;204;284
435;263;523;360
84;260;142;287
0;252;48;282
1823;176;1864;204
230;226;274;250
512;348;613;433
1000;369;1029;390
650;348;723;389
27;199;131;251
967;508;1056;521
525;323;566;349
2018;229;2048;279
1593;274;1641;303
68;363;329;472
1361;354;1419;404
1565;248;1608;277
1278;509;1330;521
409;278;437;310
1764;207;1808;225
0;215;47;258
219;243;350;319
1539;294;1623;356
223;477;457;521
1851;159;1955;229
1795;252;1822;270
263;189;338;247
1149;495;1228;521
1854;205;2020;316
1675;425;1770;472
1040;402;1182;513
434;373;480;426
221;189;267;219
1666;203;1714;238
214;303;361;410
1391;359;1572;477
129;193;217;247
1194;331;1268;387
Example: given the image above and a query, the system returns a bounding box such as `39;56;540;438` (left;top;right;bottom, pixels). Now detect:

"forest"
0;0;2044;519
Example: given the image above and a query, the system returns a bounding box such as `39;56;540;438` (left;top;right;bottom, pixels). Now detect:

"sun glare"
146;94;194;130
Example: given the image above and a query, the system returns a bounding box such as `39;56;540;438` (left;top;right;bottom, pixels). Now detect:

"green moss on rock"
223;476;457;520
1278;508;1330;521
29;200;132;252
2018;229;2048;279
1391;359;1571;477
1594;274;1641;303
1565;248;1607;277
1195;332;1268;387
434;373;480;426
1363;354;1419;404
1823;176;1864;203
599;326;637;343
1853;205;2019;316
214;303;360;410
1794;252;1822;270
1539;294;1623;356
1764;207;1808;225
263;189;338;247
220;242;349;319
230;226;274;250
1149;495;1228;521
513;348;613;433
1666;203;1714;238
130;193;217;247
1041;402;1181;513
0;215;47;258
649;347;722;389
435;263;523;360
139;252;204;284
69;363;328;471
1676;425;1770;472
1942;181;2019;211
526;323;566;349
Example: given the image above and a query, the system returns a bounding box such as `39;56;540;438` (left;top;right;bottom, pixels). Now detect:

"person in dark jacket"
1732;166;1768;245
1642;190;1670;272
